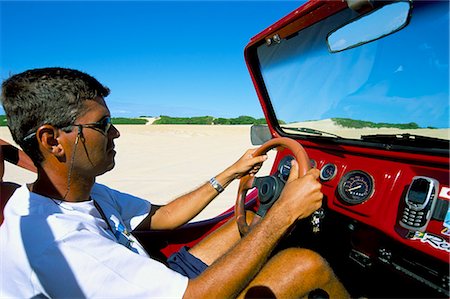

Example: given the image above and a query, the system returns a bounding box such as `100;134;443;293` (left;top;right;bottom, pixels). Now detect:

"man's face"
63;97;120;178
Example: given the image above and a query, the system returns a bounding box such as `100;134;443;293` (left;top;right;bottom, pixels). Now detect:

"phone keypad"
401;207;427;227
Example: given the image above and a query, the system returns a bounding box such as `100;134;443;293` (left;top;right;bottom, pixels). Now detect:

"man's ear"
36;125;65;158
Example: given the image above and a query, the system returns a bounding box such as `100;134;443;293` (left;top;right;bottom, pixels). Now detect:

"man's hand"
274;160;323;223
229;149;268;179
147;149;266;230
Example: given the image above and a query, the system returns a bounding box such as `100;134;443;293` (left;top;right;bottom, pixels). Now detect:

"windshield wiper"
361;133;449;149
281;126;342;138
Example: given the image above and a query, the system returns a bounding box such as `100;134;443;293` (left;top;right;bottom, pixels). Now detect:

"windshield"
256;1;449;149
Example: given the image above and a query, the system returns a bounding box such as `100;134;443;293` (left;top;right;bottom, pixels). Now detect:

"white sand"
2;120;447;222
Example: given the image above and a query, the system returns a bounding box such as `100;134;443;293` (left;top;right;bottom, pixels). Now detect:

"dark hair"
1;67;110;164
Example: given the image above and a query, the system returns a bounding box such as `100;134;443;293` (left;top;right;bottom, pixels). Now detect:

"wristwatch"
209;177;224;193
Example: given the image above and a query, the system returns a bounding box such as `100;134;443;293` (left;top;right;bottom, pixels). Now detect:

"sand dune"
285;119;450;139
1;120;448;222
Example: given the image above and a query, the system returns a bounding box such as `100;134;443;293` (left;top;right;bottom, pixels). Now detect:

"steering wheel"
235;137;310;236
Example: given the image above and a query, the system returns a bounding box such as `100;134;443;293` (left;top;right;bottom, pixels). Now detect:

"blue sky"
1;1;304;118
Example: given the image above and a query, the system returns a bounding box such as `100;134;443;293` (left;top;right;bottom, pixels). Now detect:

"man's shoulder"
91;183;149;206
91;183;120;205
91;183;151;220
6;184;56;217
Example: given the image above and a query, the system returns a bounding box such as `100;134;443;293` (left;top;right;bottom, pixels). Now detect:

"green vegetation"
0;115;266;126
0;115;7;126
153;115;267;125
332;118;420;129
0;115;432;129
111;117;148;125
154;115;215;125
214;116;267;125
0;116;149;126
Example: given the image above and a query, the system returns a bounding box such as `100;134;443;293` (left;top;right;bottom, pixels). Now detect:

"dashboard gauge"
320;163;337;181
338;170;375;205
310;159;317;169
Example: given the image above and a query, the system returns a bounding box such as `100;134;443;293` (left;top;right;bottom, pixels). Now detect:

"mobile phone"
399;176;439;231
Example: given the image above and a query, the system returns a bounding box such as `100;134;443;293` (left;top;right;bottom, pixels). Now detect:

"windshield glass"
257;1;449;146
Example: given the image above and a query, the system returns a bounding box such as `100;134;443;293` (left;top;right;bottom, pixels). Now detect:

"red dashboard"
271;139;449;264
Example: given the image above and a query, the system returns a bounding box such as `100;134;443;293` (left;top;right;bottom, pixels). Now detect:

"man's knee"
274;248;333;283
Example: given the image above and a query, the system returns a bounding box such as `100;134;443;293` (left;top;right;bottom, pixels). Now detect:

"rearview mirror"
250;125;272;145
327;1;412;53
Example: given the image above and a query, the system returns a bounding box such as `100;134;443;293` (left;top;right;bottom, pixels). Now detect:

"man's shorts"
167;246;208;279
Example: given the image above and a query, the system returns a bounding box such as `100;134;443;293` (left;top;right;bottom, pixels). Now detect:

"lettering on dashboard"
438;187;450;200
411;231;450;253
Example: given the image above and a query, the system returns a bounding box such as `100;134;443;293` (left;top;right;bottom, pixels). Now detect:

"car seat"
0;139;36;224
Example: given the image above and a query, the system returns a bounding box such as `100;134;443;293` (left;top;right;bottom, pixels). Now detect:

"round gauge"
320;163;337;181
338;170;375;205
310;159;317;169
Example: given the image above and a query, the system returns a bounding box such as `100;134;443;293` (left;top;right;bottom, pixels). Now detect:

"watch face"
210;177;224;192
320;163;337;181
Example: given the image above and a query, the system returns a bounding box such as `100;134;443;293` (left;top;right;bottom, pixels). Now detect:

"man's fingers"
307;168;320;180
252;154;268;164
285;161;321;183
287;160;299;182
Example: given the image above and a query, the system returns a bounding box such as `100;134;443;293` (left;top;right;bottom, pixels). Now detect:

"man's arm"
136;149;267;231
183;163;323;298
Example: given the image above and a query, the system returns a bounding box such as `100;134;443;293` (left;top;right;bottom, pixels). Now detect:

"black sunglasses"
23;117;113;142
73;116;112;134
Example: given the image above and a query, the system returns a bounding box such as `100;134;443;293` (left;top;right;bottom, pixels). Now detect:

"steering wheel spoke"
253;176;285;217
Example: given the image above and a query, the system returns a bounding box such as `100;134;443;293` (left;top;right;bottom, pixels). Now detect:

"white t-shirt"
0;183;189;298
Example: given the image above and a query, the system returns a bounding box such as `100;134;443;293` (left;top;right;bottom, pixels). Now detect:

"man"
0;67;349;298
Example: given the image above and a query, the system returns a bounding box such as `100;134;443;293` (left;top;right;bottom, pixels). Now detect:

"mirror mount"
347;0;401;13
347;0;375;13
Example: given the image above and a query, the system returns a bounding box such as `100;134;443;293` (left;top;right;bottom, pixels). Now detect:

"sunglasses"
23;117;113;142
73;116;112;134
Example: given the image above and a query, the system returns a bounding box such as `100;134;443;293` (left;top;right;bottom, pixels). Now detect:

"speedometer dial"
338;170;374;205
